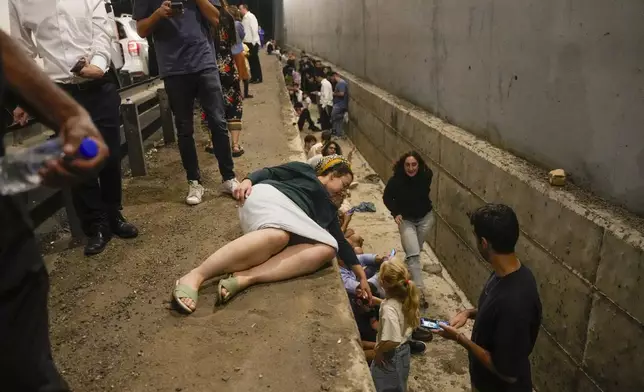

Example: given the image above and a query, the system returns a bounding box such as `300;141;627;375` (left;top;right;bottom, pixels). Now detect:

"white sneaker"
186;181;205;205
220;178;240;196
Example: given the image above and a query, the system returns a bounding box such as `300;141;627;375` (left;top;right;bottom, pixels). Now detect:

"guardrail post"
62;189;84;238
121;100;147;176
157;88;175;144
119;71;133;88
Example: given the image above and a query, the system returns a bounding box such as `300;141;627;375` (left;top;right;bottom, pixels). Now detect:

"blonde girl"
371;257;421;392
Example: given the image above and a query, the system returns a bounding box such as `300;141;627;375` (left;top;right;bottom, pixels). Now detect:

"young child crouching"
371;256;420;392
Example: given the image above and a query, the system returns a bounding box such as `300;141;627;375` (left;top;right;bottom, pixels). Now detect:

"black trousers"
247;43;263;82
298;108;317;131
65;82;123;235
163;69;235;182
319;105;332;131
0;237;69;392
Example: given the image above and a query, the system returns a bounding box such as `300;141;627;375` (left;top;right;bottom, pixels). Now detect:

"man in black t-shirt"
0;30;108;391
433;204;542;392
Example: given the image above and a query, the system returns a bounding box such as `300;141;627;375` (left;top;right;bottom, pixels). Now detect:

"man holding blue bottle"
0;29;109;391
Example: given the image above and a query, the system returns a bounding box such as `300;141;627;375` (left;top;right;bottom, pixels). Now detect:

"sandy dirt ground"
44;55;372;392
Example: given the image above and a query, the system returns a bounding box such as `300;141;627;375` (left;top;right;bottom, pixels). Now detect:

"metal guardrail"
4;77;176;238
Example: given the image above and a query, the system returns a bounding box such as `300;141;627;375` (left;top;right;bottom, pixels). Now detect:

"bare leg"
223;242;335;297
231;129;241;148
176;228;290;310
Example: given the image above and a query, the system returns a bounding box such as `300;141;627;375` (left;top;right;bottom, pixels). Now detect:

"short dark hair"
469;204;519;254
294;102;304;109
321;130;332;142
304;134;317;144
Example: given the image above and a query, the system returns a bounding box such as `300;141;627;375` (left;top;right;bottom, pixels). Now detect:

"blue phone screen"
420;318;446;330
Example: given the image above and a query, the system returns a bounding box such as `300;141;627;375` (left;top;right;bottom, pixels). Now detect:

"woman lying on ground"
172;155;373;313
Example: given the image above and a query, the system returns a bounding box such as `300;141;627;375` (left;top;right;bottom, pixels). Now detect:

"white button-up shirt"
242;11;260;46
9;0;112;83
320;78;333;108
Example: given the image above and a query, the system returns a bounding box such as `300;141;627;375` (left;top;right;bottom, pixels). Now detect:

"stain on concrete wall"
282;0;644;216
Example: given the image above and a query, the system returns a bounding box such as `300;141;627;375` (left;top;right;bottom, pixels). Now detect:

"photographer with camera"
134;0;240;206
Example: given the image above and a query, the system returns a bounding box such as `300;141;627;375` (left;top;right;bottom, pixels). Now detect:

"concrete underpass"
275;0;644;391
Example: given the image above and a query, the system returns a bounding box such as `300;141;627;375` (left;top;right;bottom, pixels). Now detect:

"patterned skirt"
216;49;243;131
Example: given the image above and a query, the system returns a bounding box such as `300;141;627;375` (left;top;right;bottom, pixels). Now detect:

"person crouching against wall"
383;151;435;309
371;257;420;392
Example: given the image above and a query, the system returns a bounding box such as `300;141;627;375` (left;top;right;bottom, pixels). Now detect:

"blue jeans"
163;68;235;182
370;342;411;392
331;105;346;137
399;211;435;290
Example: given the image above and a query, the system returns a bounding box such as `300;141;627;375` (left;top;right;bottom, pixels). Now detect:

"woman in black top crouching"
383;151;435;307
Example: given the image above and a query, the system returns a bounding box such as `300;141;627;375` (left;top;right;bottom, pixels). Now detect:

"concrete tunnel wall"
338;69;644;392
279;0;644;217
276;2;644;391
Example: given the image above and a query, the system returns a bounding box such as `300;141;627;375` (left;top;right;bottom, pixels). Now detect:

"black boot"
110;211;139;239
409;340;427;355
85;225;112;256
412;327;434;342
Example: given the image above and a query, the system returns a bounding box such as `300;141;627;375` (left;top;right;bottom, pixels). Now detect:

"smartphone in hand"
420;317;448;331
70;58;87;74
